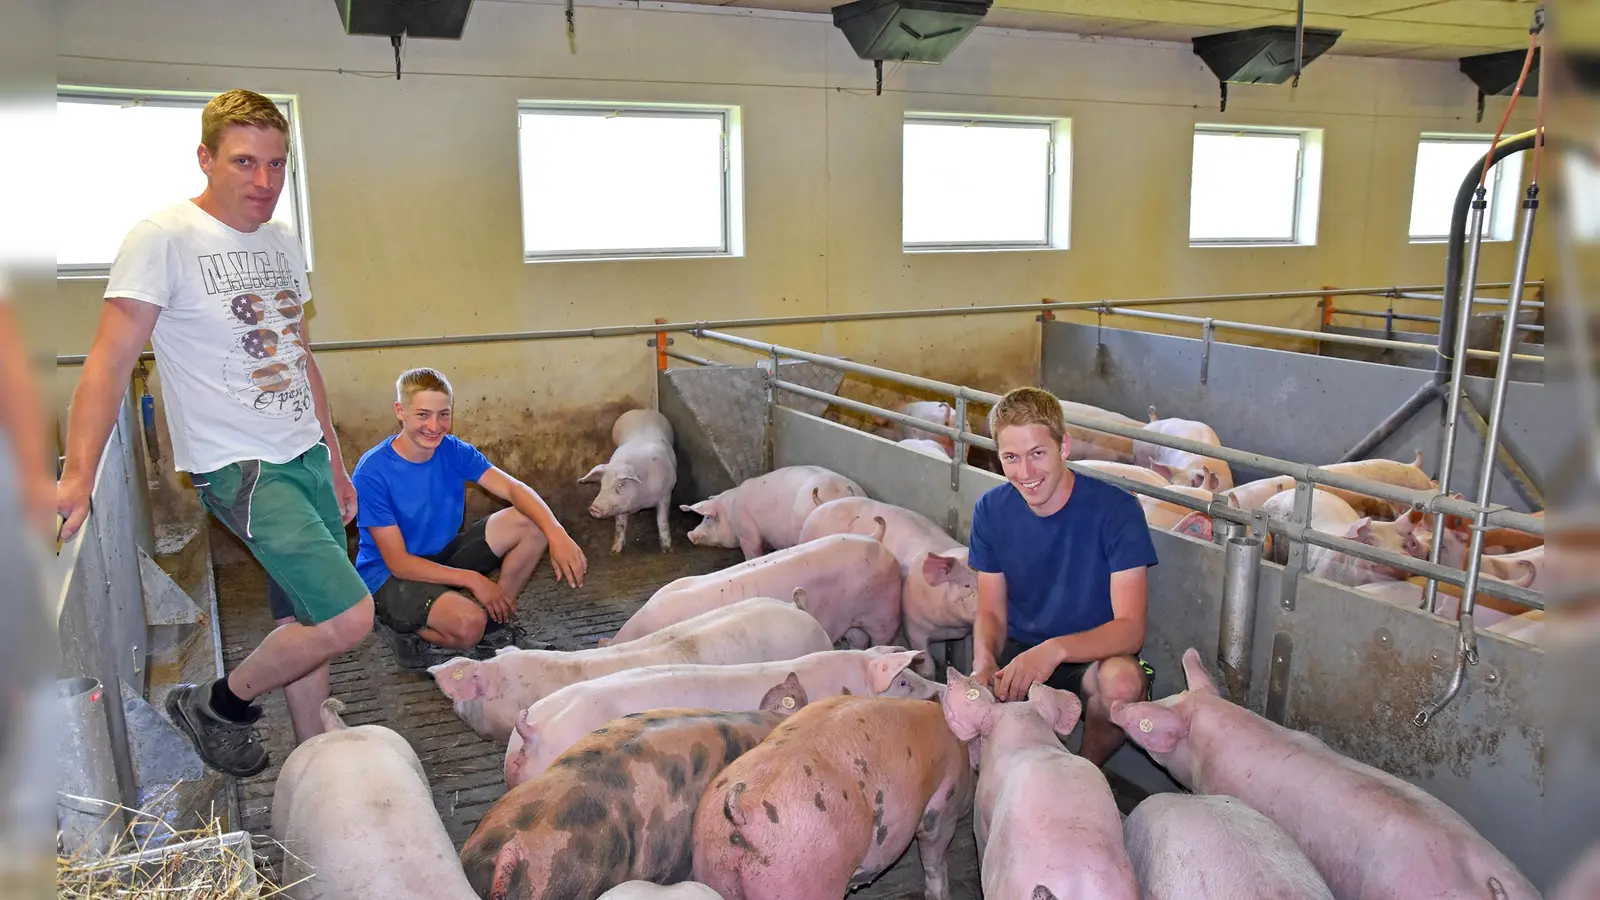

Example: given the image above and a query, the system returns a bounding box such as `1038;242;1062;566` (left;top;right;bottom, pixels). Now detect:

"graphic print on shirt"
200;250;313;423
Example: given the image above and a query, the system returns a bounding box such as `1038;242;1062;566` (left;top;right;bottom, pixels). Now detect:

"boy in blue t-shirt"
968;386;1159;766
351;367;588;669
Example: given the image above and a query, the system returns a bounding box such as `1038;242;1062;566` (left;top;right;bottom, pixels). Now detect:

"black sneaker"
164;681;269;778
375;620;461;672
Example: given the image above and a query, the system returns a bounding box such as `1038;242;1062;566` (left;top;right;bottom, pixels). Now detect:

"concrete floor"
218;508;1143;899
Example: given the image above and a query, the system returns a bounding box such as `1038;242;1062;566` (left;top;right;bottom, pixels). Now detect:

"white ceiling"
695;0;1541;60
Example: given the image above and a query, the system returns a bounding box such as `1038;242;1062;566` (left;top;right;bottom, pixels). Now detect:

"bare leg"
275;614;331;744
611;512;629;554
226;597;373;703
485;507;547;601
416;592;489;650
655;501;671;552
1078;655;1150;766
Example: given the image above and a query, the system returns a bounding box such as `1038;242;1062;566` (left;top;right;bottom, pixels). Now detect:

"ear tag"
1139;718;1154;733
781;696;796;709
965;688;981;701
452;669;464;681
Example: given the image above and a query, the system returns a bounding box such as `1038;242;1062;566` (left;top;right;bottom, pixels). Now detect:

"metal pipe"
1394;292;1546;310
1099;306;1541;363
664;349;722;367
1219;525;1263;704
714;330;1542;535
769;378;1545;609
52;281;1539;367
1424;187;1491;616
1436;131;1539;386
1337;381;1439;463
1336;308;1443;324
56;676;124;858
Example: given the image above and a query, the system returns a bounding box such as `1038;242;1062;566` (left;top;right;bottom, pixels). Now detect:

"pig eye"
615;484;624;493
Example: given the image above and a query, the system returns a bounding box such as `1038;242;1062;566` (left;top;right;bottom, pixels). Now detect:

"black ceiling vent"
334;0;474;40
1192;25;1342;110
832;0;993;92
1460;48;1541;96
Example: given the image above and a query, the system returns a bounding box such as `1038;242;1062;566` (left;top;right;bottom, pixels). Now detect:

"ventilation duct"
1458;48;1541;121
1191;25;1342;111
333;0;475;39
832;0;993;92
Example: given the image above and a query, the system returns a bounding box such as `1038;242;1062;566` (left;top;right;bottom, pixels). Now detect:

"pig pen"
653;332;1558;889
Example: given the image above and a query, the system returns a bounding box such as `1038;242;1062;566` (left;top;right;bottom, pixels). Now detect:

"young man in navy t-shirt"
351;367;589;669
969;386;1159;766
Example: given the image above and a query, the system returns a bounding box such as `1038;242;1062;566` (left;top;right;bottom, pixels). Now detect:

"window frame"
55;85;313;279
1188;124;1318;247
901;113;1068;253
514;101;740;263
1408;133;1521;243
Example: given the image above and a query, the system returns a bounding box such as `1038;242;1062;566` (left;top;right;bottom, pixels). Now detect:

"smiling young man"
351;367;588;670
967;386;1159;766
58;90;370;773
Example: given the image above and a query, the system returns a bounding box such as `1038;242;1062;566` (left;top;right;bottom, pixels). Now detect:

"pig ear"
1412;449;1424;469
1149;462;1175;481
1026;684;1084;737
867;650;923;694
922;552;958;586
759;672;807;713
682;499;719;516
1109;700;1187;755
940;671;994;742
1173;512;1212;541
428;658;497;702
514;707;538;751
578;464;608;484
1345;517;1374;542
1181;648;1220;697
1203;471;1221;492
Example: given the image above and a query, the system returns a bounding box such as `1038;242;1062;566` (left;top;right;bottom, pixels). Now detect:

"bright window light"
1563;150;1600;245
56;89;308;275
1409;136;1524;242
903;117;1061;249
517;106;734;260
1190;128;1309;244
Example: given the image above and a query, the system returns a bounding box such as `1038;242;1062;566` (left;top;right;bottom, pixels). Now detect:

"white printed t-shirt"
104;200;322;474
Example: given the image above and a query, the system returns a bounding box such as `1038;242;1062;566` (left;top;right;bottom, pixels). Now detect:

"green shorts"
192;441;370;625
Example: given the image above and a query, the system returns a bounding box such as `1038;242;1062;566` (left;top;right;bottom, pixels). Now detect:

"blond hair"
988;386;1065;445
201;89;289;154
396;367;453;405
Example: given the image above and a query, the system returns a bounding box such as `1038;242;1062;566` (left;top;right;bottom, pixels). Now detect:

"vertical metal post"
1278;479;1315;611
763;347;779;471
56;676;124;858
1423;187;1489;616
950;394;967;491
1200;318;1215;385
1417;185;1540;728
654;317;668;372
1218;522;1262;705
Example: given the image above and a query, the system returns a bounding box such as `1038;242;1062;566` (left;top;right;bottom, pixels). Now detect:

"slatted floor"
217;508;1138;899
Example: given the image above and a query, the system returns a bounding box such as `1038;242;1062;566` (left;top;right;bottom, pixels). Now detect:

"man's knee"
1091;656;1148;711
321;595;374;651
427;593;488;649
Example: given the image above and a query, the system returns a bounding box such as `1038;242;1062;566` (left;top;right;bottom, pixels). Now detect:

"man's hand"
548;529;588;588
56;475;93;543
332;470;358;524
993;641;1064;702
469;573;514;623
971;654;999;690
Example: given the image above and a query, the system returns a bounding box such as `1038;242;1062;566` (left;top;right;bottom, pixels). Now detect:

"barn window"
902;115;1068;251
55;87;311;277
517;103;741;262
1408;135;1524;242
1189;126;1321;246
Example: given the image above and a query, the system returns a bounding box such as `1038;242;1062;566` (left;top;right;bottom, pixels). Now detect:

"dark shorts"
194;441;369;626
370;516;503;634
998;638;1156;702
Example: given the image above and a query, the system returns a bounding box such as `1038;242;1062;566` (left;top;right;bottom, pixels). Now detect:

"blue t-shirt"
351;435;493;593
968;474;1159;647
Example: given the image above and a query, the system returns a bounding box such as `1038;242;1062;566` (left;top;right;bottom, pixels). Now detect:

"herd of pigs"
267;406;1556;900
877;398;1546;645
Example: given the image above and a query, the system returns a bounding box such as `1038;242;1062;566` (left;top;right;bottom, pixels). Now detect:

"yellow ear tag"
782;696;796;709
965;688;981;701
1139;718;1153;733
452;669;464;681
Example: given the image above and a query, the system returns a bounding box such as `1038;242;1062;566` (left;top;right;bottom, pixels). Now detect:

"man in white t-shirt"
57;90;372;777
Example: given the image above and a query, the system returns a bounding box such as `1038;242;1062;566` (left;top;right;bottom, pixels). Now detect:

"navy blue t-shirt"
352;435;494;593
968;474;1159;647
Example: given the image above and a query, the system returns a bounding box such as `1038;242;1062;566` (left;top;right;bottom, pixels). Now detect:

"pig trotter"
612;512;629;554
1032;887;1059;900
1487;877;1506;900
656;502;672;553
724;782;747;827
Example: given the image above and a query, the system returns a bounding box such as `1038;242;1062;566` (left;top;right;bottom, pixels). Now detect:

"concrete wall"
49;0;1544;519
1041;321;1568;512
769;403;1554;890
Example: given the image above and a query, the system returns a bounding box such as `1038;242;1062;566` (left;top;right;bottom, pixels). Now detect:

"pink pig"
942;670;1138;900
797;497;979;676
579;408;679;553
692;694;974;900
1123;794;1334;900
1110;648;1540;900
1058;399;1144;464
1133;410;1234;491
504;647;933;787
682;465;863;559
429;596;832;742
609;530;903;648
